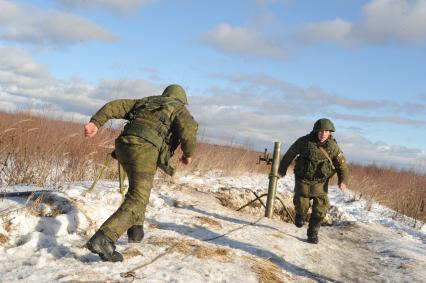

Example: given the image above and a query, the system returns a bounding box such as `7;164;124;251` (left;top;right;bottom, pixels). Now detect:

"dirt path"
157;183;426;282
276;222;426;282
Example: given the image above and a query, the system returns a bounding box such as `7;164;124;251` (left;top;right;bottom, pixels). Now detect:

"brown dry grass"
1;110;425;224
194;216;223;229
148;223;161;229
121;247;144;258
4;217;12;232
176;142;271;175
146;236;232;262
24;193;72;217
0;215;13;245
0;110;268;189
0;110;119;188
214;188;295;222
25;194;46;217
0;233;9;245
348;164;426;225
245;256;288;283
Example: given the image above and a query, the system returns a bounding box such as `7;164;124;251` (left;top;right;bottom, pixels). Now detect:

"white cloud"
1;46;424;168
200;0;426;58
200;23;292;60
209;73;384;112
191;92;426;169
209;73;426;118
0;46;178;121
0;47;50;78
332;112;426;126
186;73;426;169
298;19;354;46
337;132;426;169
91;79;160;101
299;0;426;46
56;0;155;14
0;0;116;46
356;0;426;44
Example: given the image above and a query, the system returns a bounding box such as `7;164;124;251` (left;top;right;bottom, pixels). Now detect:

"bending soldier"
278;118;349;244
84;84;198;261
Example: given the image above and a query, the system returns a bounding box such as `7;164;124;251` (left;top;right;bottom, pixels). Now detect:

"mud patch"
194;216;222;229
146;236;233;262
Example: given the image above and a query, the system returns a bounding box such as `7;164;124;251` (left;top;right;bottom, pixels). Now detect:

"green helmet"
313;118;335;132
161;84;188;104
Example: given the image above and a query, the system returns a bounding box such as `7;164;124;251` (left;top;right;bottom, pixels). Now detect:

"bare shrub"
349;164;426;224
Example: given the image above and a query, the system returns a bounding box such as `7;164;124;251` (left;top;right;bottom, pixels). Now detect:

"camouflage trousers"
293;180;330;221
99;139;159;242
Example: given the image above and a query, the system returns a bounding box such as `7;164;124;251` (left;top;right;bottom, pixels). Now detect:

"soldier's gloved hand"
338;183;347;191
84;122;98;138
180;156;192;165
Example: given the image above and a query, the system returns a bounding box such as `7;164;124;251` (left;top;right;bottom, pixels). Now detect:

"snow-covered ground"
0;171;425;282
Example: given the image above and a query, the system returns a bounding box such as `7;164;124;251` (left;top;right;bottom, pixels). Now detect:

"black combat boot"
307;218;321;244
86;231;123;262
127;225;144;243
294;214;305;228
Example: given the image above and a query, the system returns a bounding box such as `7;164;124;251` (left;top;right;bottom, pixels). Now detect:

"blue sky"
0;0;425;170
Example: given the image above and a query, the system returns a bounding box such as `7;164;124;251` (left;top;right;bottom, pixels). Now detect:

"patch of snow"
0;171;425;282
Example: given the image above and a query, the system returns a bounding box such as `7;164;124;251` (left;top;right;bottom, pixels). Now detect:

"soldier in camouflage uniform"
278;118;349;244
84;84;198;261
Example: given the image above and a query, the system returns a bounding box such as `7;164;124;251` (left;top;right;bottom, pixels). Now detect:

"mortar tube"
265;141;281;218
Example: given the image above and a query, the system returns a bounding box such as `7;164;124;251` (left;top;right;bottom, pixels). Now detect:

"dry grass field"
0;110;424;223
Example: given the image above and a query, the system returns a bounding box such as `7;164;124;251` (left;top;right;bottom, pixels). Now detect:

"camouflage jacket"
90;96;198;175
278;132;349;185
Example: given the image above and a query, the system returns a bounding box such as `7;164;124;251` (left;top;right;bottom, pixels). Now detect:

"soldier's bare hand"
180;156;192;165
84;122;98;138
339;183;347;191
